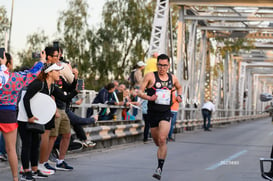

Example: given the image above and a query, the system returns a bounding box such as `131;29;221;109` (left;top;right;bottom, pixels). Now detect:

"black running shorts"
147;109;172;128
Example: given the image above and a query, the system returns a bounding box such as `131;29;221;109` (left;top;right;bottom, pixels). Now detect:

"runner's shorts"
147;109;172;128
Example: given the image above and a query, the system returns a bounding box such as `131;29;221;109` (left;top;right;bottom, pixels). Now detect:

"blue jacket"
92;88;116;116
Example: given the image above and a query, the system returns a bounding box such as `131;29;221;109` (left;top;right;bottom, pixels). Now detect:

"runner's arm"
173;75;183;103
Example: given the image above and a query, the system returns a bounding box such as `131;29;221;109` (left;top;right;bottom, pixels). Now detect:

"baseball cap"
137;61;146;67
44;63;64;73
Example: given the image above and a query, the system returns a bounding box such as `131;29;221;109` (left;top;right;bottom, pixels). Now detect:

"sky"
1;0;106;64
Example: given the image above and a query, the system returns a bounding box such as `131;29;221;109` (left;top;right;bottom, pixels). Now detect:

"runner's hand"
176;95;182;103
149;94;157;101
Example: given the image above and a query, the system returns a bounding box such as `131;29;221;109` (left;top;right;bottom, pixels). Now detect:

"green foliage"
87;0;155;89
17;30;49;68
0;6;10;47
57;0;91;83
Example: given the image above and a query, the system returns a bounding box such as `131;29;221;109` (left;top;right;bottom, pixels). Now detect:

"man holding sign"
138;54;182;180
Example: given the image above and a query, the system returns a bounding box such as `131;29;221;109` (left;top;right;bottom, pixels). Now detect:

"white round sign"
17;92;56;125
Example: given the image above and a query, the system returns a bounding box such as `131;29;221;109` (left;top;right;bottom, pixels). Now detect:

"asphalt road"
1;117;273;181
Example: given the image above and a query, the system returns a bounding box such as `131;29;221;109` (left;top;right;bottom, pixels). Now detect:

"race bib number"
155;89;171;105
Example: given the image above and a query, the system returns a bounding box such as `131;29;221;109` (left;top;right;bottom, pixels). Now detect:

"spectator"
133;61;146;89
19;62;77;180
141;98;150;143
144;52;158;75
65;67;98;147
168;91;180;141
0;51;45;181
201;99;215;131
121;88;138;120
46;47;78;172
0;133;7;161
92;82;120;120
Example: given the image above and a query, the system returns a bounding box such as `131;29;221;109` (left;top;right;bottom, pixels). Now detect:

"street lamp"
8;0;14;52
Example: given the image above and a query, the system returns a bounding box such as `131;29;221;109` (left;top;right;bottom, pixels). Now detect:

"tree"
87;0;155;89
57;0;91;81
0;6;10;47
17;30;49;68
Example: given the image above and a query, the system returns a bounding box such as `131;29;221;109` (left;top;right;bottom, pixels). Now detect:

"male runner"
138;54;182;180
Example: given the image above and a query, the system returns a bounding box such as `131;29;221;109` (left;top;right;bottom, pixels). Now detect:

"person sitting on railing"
121;88;140;120
90;82;123;121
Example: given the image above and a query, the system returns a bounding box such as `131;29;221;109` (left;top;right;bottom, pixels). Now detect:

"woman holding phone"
0;51;46;181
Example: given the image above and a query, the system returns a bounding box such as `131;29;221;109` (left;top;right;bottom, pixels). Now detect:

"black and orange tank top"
146;71;173;112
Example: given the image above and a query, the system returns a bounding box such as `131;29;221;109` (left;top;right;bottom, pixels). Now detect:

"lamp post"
7;0;14;52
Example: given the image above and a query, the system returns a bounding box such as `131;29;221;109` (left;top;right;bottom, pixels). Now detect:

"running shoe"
44;162;56;171
38;163;55;176
32;170;48;179
21;171;35;181
82;140;96;148
20;165;24;174
55;161;73;171
152;168;162;180
0;153;7;161
262;171;273;180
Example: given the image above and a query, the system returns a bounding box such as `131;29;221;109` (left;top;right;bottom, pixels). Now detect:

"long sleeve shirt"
23;79;78;118
92;88;116;116
0;61;44;110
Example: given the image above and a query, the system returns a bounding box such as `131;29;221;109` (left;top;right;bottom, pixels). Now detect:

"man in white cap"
133;60;146;89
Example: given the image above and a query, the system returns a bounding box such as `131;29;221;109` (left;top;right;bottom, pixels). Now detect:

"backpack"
128;70;136;87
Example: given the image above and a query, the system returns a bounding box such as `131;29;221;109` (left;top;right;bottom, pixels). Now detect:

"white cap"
44;63;64;73
137;61;146;67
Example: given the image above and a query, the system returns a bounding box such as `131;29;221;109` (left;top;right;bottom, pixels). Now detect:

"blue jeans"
202;109;211;130
66;109;95;125
0;133;6;154
168;111;177;139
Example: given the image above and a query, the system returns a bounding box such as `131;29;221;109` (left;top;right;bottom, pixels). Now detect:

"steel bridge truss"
148;0;273;118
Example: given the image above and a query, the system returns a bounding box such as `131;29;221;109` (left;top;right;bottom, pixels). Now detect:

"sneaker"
168;137;175;142
82;140;96;148
0;153;7;161
56;161;73;171
152;168;162;180
68;139;83;151
262;171;273;180
21;171;35;181
20;165;24;174
38;163;55;176
44;162;56;171
32;170;48;179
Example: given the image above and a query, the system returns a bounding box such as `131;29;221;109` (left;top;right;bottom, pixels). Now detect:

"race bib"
155;89;171;105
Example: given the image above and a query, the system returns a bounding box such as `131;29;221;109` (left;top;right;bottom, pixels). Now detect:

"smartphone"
53;41;59;49
77;79;84;91
0;48;5;59
32;52;41;59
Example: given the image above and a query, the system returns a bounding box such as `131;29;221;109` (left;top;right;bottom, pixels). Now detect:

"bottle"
113;114;117;121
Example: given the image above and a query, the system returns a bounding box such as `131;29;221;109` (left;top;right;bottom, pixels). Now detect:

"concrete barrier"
70;113;269;150
71;120;144;149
